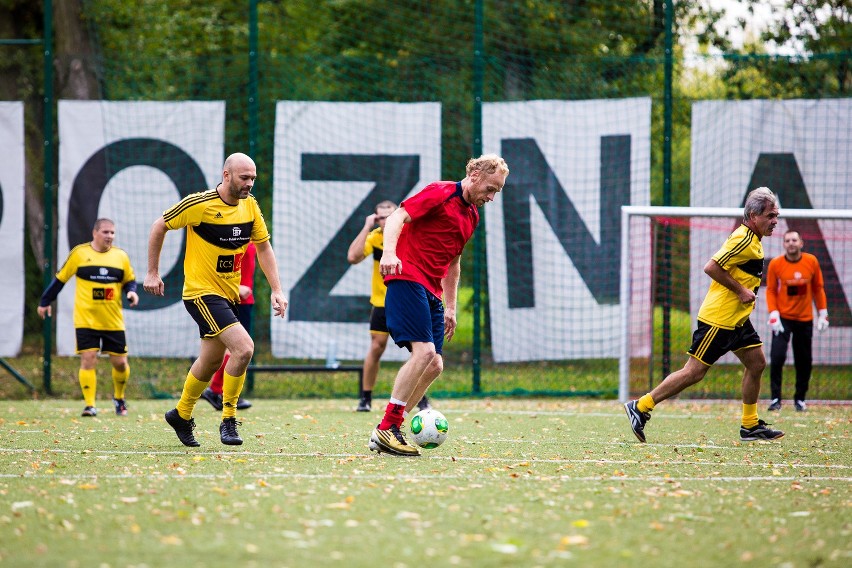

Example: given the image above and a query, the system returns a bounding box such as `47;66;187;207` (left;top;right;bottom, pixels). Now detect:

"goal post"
619;205;852;402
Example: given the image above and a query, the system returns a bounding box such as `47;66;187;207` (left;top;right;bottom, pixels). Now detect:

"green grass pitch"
1;399;849;567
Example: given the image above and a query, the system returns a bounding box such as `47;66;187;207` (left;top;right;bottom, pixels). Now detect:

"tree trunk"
25;0;102;273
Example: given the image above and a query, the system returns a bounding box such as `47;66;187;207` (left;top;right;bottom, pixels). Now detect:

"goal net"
620;206;852;402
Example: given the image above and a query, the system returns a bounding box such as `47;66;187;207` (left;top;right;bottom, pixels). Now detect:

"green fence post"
659;0;674;385
245;0;260;394
42;0;55;395
471;0;484;396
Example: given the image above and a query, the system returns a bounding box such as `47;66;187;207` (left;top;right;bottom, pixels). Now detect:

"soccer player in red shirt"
368;154;509;456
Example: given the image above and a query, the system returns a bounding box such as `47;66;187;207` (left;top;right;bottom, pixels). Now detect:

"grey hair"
743;187;778;221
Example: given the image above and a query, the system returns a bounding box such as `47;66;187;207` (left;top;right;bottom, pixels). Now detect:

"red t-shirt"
386;181;479;299
237;241;257;305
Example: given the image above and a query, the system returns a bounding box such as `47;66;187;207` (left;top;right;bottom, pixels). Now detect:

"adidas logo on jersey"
214;212;223;219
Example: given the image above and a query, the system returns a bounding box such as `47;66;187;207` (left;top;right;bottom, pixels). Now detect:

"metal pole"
661;0;674;381
42;0;55;395
248;0;259;158
471;0;484;395
246;0;259;393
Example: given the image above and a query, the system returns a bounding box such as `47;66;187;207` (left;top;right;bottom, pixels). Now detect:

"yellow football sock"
176;371;209;420
637;394;656;413
112;365;130;400
742;403;759;429
79;368;97;407
221;371;246;420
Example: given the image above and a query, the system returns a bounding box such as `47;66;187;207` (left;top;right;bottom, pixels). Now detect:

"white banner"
0;102;25;356
484;99;652;361
57;101;225;357
272;102;441;360
691;99;852;364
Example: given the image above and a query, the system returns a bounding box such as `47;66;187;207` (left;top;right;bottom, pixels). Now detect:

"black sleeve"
39;278;65;307
123;280;138;294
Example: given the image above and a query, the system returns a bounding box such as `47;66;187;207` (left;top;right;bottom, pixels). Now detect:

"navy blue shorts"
385;280;444;354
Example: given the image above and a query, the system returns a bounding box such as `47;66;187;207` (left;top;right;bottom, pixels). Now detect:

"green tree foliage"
1;0;848;341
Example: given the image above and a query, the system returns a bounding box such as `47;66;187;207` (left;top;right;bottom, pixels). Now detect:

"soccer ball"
410;408;449;449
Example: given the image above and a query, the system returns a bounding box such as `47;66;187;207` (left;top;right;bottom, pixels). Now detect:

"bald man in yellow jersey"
625;187;785;443
144;153;287;447
38;219;139;417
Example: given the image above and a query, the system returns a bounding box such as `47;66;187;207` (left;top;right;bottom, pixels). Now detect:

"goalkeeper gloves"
817;309;829;332
768;310;784;335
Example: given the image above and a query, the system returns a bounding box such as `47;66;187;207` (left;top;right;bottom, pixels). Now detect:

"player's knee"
428;354;444;376
230;339;254;366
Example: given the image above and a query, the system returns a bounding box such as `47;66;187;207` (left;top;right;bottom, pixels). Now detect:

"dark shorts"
369;306;389;334
385;280;444;354
183;295;240;339
237;303;254;332
75;328;127;356
687;319;762;366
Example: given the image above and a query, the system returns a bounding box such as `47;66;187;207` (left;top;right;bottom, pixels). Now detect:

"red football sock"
378;402;406;430
209;353;230;395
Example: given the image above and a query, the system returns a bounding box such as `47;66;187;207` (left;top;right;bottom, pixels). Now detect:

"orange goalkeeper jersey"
765;252;826;322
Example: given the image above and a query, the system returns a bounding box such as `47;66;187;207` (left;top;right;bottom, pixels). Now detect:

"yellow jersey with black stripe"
56;244;136;331
698;224;764;329
163;189;271;302
364;227;387;307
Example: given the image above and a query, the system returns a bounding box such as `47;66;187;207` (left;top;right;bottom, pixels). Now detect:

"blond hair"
466;154;509;177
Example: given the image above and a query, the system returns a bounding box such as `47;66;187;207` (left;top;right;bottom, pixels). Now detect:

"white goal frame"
618;206;852;402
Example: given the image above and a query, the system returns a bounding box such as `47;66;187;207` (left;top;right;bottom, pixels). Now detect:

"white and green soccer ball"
410;408;449;449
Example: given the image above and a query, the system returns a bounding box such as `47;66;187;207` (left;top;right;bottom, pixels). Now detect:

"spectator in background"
347;200;430;413
201;241;256;411
37;219;139;417
765;230;829;412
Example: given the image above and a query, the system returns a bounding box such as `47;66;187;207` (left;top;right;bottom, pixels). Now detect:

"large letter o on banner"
68;138;207;310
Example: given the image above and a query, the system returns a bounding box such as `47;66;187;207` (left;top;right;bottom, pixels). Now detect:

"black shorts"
369;306;389;334
183;295;240;339
75;328;127;356
687;319;762;366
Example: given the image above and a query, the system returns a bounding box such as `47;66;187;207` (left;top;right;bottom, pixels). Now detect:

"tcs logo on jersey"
92;288;115;301
217;251;245;273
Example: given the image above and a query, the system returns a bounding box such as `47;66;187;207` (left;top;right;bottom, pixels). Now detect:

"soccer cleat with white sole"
740;419;785;442
370;425;420;456
624;400;651;443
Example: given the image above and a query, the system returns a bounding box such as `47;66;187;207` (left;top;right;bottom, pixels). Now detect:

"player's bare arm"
379;207;410;276
347;214;377;264
255;240;288;318
441;256;462;341
143;217;169;296
704;259;755;304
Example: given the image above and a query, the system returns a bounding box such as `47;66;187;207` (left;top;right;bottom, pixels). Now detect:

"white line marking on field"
0;472;848;483
0;447;848;469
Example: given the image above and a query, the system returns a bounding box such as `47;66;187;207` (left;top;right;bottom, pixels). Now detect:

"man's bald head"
224;152;255;172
